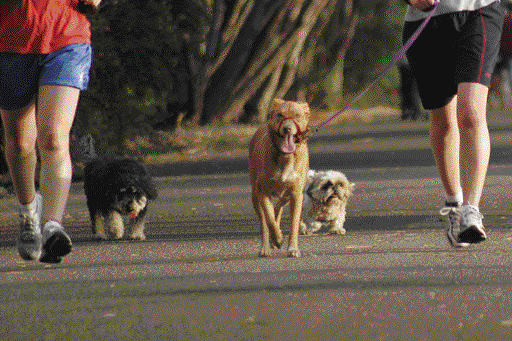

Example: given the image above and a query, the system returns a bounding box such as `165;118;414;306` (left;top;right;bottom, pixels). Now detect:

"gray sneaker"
458;204;486;244
440;202;469;248
40;221;72;264
17;193;43;260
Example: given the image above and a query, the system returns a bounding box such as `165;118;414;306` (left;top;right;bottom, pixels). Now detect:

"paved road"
2;118;512;340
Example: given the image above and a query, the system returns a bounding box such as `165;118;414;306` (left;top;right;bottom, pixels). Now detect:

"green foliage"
75;0;208;154
343;1;405;107
74;0;407;156
290;0;406;111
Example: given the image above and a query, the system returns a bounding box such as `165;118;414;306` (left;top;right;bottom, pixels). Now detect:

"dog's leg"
274;197;288;231
303;220;323;235
88;202;97;233
261;196;284;250
287;193;303;258
129;208;147;241
94;212;108;240
329;213;347;235
108;211;125;239
299;220;308;235
253;195;272;257
254;195;284;257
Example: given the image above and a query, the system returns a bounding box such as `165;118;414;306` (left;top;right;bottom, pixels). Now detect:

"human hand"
81;0;102;8
408;0;439;12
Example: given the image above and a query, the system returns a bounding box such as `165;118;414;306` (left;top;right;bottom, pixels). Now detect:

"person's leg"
1;103;45;259
36;85;79;263
36;85;80;223
451;82;489;244
0;103;38;205
430;95;470;248
456;82;490;207
429;95;461;198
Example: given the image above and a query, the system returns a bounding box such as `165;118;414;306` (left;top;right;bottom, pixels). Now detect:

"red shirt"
0;0;91;54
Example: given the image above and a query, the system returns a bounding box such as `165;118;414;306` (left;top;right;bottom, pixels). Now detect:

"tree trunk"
328;8;358;109
200;0;286;124
182;0;361;124
219;0;331;123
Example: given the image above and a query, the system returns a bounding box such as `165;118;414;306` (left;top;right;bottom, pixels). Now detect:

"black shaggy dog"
80;135;158;241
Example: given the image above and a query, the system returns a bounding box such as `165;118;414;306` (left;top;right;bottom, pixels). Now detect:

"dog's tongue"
130;212;138;219
279;134;296;154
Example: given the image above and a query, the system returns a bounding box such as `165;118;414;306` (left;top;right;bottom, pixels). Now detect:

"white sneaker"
440;202;469;248
458;205;486;244
40;221;72;263
17;193;43;260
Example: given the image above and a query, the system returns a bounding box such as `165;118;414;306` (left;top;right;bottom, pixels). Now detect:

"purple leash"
311;4;438;135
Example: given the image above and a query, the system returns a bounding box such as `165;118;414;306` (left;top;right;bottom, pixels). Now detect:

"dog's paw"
259;246;272;257
93;233;108;241
270;234;284;249
300;228;314;235
329;227;346;235
299;222;310;235
129;232;146;241
287;248;301;258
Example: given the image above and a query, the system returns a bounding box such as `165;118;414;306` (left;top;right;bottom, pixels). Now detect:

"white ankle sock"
19;197;37;215
446;188;463;205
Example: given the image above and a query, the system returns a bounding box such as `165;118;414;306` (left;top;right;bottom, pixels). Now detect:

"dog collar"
277;118;310;144
283;118;310;143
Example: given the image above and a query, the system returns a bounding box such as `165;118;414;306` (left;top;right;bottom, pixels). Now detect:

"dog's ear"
297;102;310;118
268;98;286;120
271;98;286;108
321;181;333;191
341;181;355;197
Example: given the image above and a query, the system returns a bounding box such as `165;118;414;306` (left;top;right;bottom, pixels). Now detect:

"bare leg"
36;85;80;222
0;103;38;205
457;82;490;207
430;96;461;197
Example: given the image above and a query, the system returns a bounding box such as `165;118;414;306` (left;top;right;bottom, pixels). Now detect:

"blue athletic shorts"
0;44;92;111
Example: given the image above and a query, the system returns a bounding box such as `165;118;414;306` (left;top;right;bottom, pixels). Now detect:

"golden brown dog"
249;98;310;257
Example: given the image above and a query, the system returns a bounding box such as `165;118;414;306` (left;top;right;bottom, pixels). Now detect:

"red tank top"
0;0;91;54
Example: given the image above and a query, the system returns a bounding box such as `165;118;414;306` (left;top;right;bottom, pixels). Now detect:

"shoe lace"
439;206;460;227
461;206;483;225
18;214;37;243
19;213;35;232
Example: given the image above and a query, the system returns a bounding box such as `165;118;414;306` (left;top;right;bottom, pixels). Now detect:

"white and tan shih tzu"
300;170;355;235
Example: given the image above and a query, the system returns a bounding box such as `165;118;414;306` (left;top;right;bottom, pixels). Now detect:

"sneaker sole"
42;230;72;258
18;247;41;261
39;253;62;264
458;226;487;244
446;231;469;248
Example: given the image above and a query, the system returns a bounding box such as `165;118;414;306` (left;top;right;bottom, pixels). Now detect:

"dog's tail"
78;133;98;162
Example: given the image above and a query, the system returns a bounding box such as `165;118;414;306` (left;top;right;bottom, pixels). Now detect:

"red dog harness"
279;117;310;143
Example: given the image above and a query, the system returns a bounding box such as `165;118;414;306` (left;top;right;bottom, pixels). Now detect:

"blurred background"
1;0;512;178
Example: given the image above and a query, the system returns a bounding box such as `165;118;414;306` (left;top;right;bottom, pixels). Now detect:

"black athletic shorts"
403;2;505;110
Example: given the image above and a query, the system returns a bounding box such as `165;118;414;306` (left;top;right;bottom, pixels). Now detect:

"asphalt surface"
2;117;512;340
